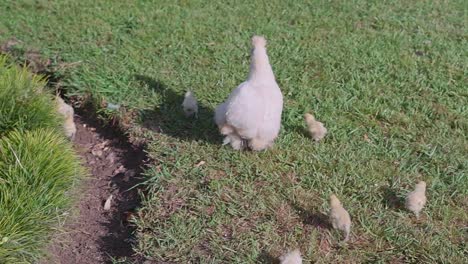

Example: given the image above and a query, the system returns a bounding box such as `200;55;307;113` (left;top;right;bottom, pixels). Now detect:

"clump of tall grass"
0;56;83;263
0;56;60;135
0;129;83;263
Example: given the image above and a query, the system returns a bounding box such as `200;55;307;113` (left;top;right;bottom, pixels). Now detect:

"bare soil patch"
43;111;146;264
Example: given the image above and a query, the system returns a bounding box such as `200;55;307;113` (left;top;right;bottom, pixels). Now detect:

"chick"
63;118;77;140
304;113;327;142
329;194;351;242
405;181;427;219
56;96;76;140
182;90;198;118
214;35;283;151
279;249;302;264
220;132;246;150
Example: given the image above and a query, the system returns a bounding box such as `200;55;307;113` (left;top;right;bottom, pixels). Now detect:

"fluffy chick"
56;97;76;140
279;249;302;264
405;181;427;219
304;113;327;142
214;35;283;151
215;102;246;150
182;90;198;118
329;194;351;242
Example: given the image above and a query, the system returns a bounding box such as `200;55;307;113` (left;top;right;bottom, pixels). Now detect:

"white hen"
215;35;283;151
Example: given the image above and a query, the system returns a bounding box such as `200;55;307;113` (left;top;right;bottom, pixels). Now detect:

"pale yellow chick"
56;97;76;140
304;113;327;142
279;249;302;264
405;181;427;219
329;194;351;242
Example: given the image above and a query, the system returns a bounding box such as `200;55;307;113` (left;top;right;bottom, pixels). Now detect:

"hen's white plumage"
215;36;283;151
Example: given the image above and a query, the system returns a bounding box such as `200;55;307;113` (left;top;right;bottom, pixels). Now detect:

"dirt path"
0;39;146;263
43;113;146;264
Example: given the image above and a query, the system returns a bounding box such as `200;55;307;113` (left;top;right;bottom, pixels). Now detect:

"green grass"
0;129;83;263
0;56;60;135
1;0;466;262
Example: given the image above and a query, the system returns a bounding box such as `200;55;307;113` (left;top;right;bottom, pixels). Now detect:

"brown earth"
1;40;148;263
42;112;146;264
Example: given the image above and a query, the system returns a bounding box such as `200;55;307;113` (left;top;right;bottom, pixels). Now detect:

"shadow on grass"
380;186;405;210
134;75;222;145
256;250;279;264
291;124;310;139
290;202;331;229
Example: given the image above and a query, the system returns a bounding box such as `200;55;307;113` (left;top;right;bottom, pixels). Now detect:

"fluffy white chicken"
329;194;351;242
279;249;302;264
405;181;427;219
56;96;76;140
304;113;327;142
214;35;283;151
182;90;198;118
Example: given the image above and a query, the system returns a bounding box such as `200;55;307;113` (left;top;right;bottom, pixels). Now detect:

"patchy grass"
1;0;466;262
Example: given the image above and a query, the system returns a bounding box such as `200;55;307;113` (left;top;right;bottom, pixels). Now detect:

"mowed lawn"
1;0;467;262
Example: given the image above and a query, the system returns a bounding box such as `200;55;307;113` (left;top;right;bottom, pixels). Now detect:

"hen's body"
215;36;283;151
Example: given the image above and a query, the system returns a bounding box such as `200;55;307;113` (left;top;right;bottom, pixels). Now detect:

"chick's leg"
228;133;245;150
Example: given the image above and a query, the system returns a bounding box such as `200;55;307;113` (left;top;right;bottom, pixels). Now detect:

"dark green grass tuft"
0;129;83;263
0;56;60;135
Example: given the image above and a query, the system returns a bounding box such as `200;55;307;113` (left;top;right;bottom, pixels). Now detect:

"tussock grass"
0;129;82;263
0;56;60;135
0;56;83;263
